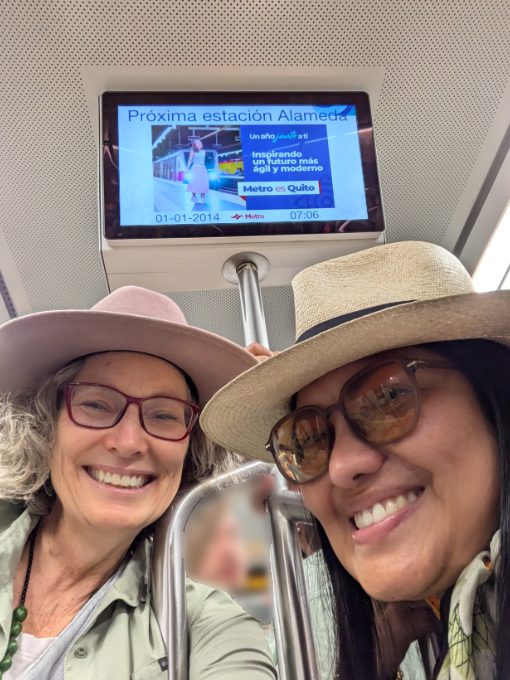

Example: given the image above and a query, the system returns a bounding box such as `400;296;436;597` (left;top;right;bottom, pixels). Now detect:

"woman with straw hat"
0;286;276;680
201;241;510;679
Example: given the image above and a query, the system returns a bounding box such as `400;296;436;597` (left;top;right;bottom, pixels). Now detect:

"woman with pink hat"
0;286;276;679
202;241;510;679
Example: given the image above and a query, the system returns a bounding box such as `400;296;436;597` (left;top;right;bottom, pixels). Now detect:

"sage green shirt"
0;503;277;679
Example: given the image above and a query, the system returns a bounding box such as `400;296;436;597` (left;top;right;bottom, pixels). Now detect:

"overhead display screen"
101;92;384;239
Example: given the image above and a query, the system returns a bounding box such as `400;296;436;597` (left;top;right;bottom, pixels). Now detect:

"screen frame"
101;91;384;240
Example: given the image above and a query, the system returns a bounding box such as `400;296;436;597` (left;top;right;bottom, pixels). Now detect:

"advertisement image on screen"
102;93;384;239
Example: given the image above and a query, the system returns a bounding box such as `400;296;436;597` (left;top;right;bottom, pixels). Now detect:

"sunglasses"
265;358;454;484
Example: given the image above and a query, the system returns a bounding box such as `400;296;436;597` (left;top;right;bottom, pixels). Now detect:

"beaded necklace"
0;527;37;678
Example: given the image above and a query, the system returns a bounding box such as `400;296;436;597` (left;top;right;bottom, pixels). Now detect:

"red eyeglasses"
64;382;200;441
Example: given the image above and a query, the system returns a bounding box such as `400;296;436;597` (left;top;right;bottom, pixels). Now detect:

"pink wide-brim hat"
0;286;257;406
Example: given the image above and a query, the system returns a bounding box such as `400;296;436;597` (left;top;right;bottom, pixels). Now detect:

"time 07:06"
289;210;320;220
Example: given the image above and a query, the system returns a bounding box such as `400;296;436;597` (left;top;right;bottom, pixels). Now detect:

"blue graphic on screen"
240;125;334;210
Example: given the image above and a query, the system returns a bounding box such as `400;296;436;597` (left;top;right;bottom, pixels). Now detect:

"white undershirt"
3;632;55;679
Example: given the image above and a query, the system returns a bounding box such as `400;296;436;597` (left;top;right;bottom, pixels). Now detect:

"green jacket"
0;503;277;679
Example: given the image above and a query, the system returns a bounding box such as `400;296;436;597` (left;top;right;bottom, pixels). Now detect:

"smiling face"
50;351;191;539
298;346;500;601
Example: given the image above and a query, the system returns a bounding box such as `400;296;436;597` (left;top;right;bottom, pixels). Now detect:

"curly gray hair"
0;356;240;514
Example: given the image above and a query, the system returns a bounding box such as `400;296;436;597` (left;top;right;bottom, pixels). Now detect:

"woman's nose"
326;412;385;488
102;404;149;456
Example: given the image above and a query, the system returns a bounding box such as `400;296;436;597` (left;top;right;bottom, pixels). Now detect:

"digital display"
102;92;384;239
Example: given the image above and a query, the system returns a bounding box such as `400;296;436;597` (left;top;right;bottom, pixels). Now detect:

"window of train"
472;199;510;291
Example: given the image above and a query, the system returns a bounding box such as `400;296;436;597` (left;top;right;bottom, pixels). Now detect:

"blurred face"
51;352;191;538
193;510;247;592
299;346;499;601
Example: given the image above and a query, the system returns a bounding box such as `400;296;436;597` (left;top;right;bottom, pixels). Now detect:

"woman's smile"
351;488;422;530
350;487;424;545
84;465;156;490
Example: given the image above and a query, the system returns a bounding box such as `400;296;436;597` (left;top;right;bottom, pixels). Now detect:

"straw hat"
200;241;510;460
0;285;257;405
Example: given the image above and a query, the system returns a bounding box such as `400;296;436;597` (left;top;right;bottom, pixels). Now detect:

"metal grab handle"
152;462;320;680
152;461;273;680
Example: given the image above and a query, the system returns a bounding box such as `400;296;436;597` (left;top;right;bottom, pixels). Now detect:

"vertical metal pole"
236;261;269;347
222;251;320;680
266;491;320;680
222;252;270;348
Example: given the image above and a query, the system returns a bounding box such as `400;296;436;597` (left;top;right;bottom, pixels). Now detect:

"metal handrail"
152;461;272;680
152;462;320;680
267;489;319;680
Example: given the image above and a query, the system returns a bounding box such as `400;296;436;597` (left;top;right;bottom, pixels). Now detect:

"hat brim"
200;291;510;460
0;310;257;405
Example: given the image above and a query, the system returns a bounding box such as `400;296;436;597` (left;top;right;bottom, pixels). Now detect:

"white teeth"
384;499;397;515
372;503;386;523
353;491;421;530
88;468;148;489
395;495;407;510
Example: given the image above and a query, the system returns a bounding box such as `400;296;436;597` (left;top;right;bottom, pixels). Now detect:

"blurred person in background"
185;497;248;593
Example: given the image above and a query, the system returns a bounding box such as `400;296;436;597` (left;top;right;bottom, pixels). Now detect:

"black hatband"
296;300;414;343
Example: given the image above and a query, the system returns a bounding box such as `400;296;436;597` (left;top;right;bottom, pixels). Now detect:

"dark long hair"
316;339;510;679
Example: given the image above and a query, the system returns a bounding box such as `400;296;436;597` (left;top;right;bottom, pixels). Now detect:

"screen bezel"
101;91;384;240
